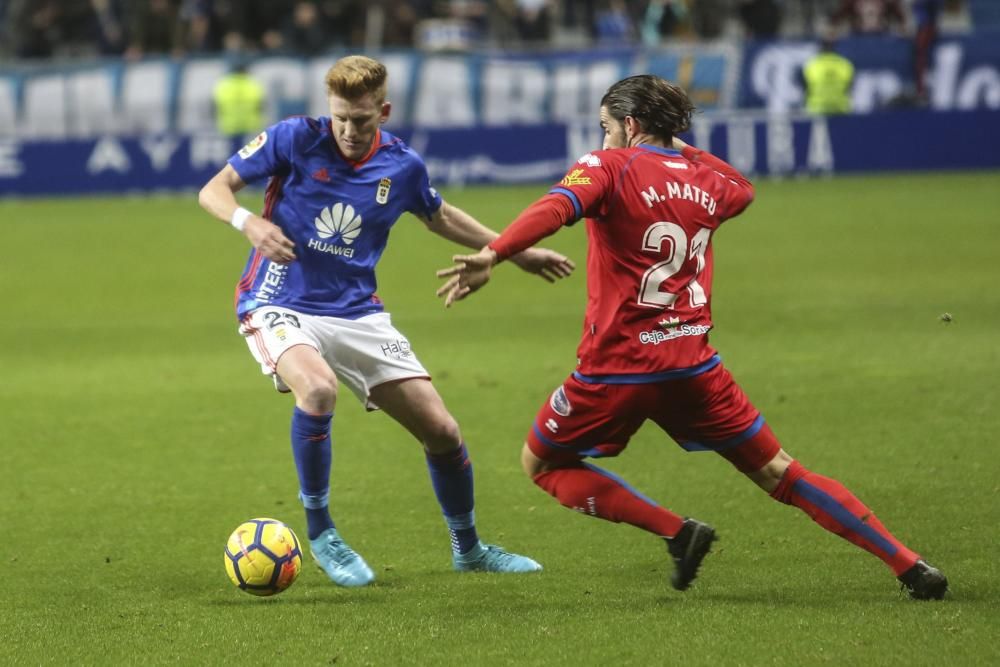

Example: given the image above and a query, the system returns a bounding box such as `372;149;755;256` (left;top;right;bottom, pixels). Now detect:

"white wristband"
230;207;252;232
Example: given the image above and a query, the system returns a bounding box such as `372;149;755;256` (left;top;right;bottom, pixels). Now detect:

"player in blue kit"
198;55;575;587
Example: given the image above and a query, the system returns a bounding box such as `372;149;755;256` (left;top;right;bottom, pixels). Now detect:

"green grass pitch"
1;172;998;665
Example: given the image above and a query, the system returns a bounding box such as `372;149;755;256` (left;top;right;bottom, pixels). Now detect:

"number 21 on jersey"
637;222;711;309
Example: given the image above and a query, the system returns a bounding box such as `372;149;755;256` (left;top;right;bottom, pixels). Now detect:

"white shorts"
238;307;430;409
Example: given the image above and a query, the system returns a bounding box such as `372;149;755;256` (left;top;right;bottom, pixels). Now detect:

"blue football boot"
309;528;375;587
453;542;543;573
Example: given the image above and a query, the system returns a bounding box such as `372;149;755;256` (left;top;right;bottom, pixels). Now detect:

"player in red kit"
437;74;948;600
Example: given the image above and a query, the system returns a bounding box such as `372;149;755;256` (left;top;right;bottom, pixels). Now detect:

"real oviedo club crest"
376;177;391;205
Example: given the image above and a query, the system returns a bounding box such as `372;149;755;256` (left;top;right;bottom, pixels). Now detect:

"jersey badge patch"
238;131;268;159
550;385;572;417
561;169;592;187
577;153;602;167
376;177;391;205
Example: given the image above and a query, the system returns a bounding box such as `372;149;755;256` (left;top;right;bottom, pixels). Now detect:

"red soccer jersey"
491;144;754;378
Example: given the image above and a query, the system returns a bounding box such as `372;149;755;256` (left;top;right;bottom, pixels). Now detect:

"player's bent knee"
746;448;794;493
421;415;463;453
295;374;338;413
521;443;556;479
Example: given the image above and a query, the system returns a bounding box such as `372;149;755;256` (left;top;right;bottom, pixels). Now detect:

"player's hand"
244;215;296;264
435;249;496;307
509;247;576;283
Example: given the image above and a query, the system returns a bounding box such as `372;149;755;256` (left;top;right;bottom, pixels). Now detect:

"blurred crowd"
0;0;972;60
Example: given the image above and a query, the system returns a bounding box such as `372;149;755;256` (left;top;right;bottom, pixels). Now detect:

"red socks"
770;461;919;575
531;457;921;576
533;463;684;538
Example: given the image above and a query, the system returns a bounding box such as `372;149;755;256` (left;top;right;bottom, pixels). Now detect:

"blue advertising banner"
0;135;236;195
687;109;1000;175
739;33;1000;113
2;109;997;197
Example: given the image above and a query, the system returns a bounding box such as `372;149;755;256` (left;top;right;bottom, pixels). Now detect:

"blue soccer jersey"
228;117;443;320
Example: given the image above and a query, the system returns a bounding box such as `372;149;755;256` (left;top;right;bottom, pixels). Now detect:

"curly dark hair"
600;75;696;142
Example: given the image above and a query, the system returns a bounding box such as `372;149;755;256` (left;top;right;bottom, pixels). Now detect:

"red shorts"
526;359;781;473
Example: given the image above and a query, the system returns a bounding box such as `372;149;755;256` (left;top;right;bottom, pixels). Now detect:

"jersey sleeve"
405;152;444;219
227;119;298;185
488;194;577;261
682;146;755;221
547;153;615;222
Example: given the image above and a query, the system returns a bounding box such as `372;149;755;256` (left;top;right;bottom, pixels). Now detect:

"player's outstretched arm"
198;164;297;264
434;193;579;307
422;201;574;283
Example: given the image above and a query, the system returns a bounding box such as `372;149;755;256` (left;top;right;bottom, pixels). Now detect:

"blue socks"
425;443;479;554
290;407;335;540
292;410;479;553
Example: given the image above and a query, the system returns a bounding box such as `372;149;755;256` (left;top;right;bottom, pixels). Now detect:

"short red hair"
324;55;388;103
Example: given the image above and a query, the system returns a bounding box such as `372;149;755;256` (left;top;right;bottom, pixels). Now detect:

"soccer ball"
224;518;302;596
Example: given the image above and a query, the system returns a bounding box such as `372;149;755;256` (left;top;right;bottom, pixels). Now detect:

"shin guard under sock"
533;463;684;538
290;407;335;540
425;443;479;554
770;461;919;575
